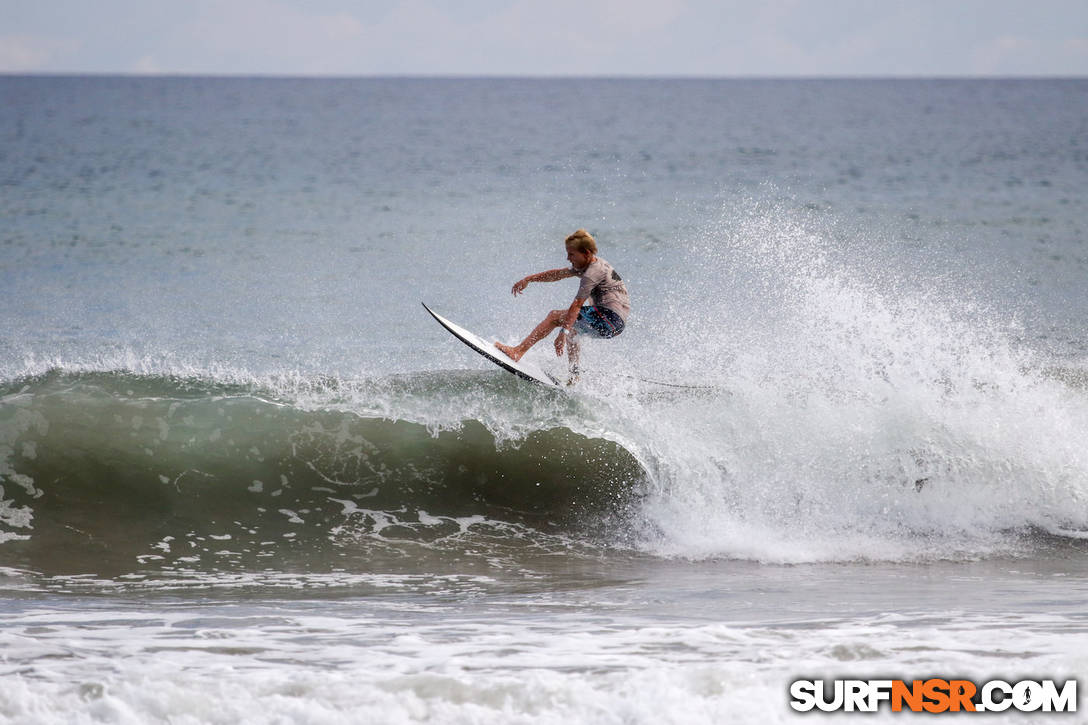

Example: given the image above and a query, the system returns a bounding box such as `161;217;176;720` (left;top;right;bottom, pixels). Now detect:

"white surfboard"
422;302;561;387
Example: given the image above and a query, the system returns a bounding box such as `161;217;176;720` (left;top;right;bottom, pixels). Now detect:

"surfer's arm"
553;297;585;355
512;268;576;296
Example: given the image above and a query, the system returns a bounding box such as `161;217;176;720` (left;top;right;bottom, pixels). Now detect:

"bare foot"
494;342;523;362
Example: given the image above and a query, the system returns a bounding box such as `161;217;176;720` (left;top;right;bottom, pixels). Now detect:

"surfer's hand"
511;278;529;296
554;331;566;357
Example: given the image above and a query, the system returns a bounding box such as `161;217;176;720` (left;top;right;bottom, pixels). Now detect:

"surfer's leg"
566;331;580;371
564;331;581;384
495;309;564;362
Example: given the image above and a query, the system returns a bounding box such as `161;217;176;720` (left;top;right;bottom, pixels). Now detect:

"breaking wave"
4;203;1088;582
0;370;646;579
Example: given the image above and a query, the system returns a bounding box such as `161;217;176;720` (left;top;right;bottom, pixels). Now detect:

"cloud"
363;0;689;74
1062;36;1088;64
136;0;690;75
970;35;1035;75
130;55;164;74
1;0;1085;76
0;35;75;72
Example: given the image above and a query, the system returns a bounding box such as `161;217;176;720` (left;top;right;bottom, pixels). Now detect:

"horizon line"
2;71;1087;82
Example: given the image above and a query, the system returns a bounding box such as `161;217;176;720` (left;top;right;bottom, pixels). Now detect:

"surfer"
495;229;629;377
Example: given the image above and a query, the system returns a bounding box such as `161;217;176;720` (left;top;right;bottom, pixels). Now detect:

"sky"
2;0;1087;77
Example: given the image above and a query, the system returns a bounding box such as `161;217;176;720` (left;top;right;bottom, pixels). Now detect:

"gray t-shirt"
572;257;630;322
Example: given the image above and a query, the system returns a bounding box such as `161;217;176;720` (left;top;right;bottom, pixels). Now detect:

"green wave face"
0;372;647;579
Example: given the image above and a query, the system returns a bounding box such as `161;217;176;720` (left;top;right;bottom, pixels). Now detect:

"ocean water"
2;76;1088;723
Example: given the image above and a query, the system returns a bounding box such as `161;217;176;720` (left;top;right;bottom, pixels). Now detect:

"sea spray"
624;199;1088;561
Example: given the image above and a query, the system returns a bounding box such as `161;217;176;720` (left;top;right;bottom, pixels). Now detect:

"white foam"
0;605;1083;724
604;200;1088;562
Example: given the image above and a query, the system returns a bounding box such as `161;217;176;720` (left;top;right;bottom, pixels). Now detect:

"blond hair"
564;229;597;254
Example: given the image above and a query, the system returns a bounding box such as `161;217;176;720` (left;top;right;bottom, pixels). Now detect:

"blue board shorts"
572;305;625;338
